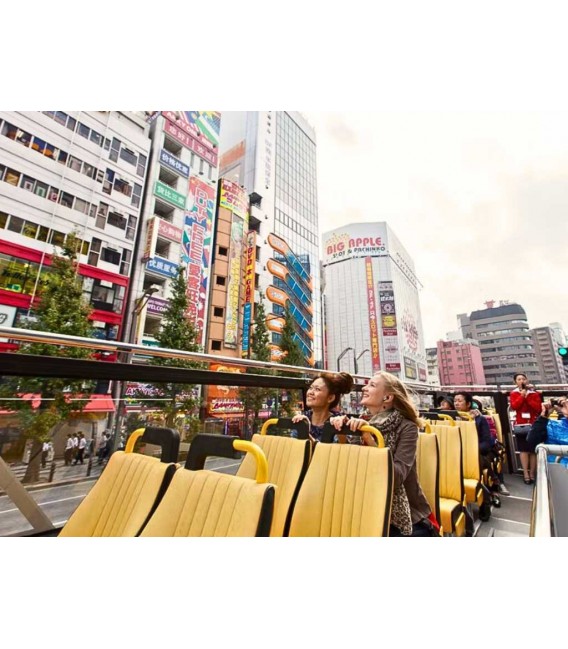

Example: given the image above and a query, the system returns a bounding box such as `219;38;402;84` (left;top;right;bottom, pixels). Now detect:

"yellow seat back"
59;451;176;537
432;425;464;503
416;432;441;526
460;420;480;483
140;469;275;537
288;443;393;537
237;434;311;537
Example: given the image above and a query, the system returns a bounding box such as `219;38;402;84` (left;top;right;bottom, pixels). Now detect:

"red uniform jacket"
509;389;542;425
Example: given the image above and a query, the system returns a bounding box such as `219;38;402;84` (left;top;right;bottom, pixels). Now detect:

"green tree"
277;306;307;416
133;267;203;437
0;233;95;483
240;299;276;436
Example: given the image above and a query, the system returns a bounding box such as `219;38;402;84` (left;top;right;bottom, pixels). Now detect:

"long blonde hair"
375;371;420;426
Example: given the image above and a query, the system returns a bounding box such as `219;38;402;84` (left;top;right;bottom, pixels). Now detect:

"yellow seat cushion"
416;433;441;526
288;443;393;537
237;434;310;537
464;478;483;506
140;469;275;537
433;426;465;535
59;451;175;537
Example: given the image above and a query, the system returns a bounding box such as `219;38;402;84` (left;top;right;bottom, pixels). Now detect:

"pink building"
437;339;486;386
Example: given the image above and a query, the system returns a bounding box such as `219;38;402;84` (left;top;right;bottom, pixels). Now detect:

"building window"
101;248;121;265
215;276;226;286
211;340;222;351
213;307;224;318
218;246;228;257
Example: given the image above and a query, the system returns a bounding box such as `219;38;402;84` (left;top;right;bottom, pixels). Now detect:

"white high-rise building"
322;222;427;382
219;112;321;367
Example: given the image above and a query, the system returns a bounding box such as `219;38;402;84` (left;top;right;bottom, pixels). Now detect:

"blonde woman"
331;371;433;536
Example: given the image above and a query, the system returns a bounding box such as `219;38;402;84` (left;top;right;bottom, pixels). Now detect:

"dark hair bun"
336;372;354;393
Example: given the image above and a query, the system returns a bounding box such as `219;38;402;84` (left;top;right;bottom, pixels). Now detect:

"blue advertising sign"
241;302;252;354
146;256;178;279
159;149;189;178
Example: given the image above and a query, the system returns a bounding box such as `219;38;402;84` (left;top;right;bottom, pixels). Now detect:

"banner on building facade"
159;149;189;178
365;257;381;372
220;178;249;220
378;281;401;372
241;231;257;357
163;116;218;167
182;177;215;345
224;213;245;348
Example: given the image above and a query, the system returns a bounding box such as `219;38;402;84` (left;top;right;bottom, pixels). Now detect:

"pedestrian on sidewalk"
73;432;86;465
41;441;50;468
64;434;74;466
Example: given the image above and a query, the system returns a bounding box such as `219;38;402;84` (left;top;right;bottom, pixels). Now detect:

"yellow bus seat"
288;443;393;537
432;425;466;537
416;432;442;529
237;433;311;537
459;420;484;507
59;451;177;537
141;440;275;537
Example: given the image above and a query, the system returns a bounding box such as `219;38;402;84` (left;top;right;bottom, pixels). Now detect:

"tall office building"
0;111;151;348
531;326;566;384
129;111;221;349
458;302;540;385
437;339;486;386
219;112;321;367
322;222;427;382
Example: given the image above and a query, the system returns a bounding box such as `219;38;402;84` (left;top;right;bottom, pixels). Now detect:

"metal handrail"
0;326;341;380
530;443;568;537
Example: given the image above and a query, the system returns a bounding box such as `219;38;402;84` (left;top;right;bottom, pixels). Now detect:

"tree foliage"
0;232;95;482
132;267;204;434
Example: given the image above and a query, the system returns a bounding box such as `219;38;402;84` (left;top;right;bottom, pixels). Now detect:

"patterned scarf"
369;409;413;536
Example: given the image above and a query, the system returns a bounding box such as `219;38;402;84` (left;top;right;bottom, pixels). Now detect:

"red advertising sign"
163;117;218;167
365;257;381;372
157;218;183;243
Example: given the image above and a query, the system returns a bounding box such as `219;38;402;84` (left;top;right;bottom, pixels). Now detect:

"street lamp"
354;349;370;375
337;347;354;372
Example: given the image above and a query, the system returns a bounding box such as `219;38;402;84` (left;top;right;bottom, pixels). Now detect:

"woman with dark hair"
331;371;433;536
292;372;354;442
509;372;542;484
437;395;454;410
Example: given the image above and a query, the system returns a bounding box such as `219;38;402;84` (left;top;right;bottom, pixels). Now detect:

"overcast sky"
304;112;568;348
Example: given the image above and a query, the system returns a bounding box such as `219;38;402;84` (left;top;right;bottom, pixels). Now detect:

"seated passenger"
437;395;454;410
292;372;354;442
331;371;434;536
527;397;568;466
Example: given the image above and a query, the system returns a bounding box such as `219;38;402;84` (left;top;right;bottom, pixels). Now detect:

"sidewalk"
0;456;105;495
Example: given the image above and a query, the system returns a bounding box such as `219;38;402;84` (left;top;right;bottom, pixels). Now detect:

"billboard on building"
182;177;215;345
365;257;381;372
379;281;401;372
207;363;245;416
220;180;250;348
323;225;388;265
241;231;257;357
162;112;220;166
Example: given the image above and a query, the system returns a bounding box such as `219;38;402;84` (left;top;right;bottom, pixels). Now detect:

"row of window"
0;209;132;277
275;208;318;246
0;163;137;239
0;252;126;313
42;111;147;176
0;211;89;254
1;120;144;208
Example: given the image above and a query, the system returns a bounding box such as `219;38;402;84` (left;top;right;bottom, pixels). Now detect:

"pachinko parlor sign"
324;231;387;263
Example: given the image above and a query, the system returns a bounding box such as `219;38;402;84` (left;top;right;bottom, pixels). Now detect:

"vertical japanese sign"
365;257;381;372
182;177;215;345
241;231;257;357
224;213;245;347
379;281;401;372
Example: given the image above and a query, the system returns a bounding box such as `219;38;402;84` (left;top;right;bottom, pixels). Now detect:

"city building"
219;111;321;367
129;111;221;350
437;339;486;386
426;347;440;385
322;222;427;382
458;301;540;385
0;111;151;348
531;326;566;385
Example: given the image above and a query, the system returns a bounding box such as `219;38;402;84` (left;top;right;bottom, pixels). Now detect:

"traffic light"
559;347;568;366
